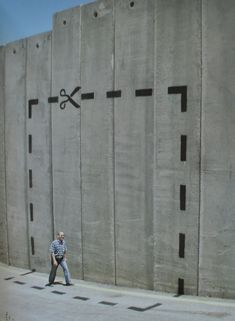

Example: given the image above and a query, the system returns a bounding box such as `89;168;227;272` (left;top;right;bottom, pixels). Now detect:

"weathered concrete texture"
81;0;115;284
114;0;154;289
1;0;235;300
4;40;29;268
0;47;8;264
52;7;82;280
26;32;53;272
154;0;201;295
200;0;235;299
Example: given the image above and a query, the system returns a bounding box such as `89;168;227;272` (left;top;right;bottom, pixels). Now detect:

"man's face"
58;233;65;241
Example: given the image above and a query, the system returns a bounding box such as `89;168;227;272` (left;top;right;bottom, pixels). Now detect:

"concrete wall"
200;0;235;299
154;0;201;295
26;32;53;272
114;0;154;289
52;7;82;280
1;0;235;299
81;1;115;284
0;46;8;264
5;40;29;268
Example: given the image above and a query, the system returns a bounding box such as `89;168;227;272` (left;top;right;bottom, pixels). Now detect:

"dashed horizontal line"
48;96;59;103
73;296;90;301
128;302;162;312
51;290;66;295
28;99;39;106
99;301;117;306
106;90;122;98
31;286;45;290
81;92;94;100
14;281;26;285
135;88;153;96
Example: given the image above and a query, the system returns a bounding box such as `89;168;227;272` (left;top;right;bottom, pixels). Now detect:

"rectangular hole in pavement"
99;301;117;306
52;290;66;295
31;286;45;290
5;277;15;280
73;296;90;301
14;281;26;285
128;303;162;312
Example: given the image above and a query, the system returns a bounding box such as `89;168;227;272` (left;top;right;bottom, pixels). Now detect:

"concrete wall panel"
52;7;82;279
5;40;29;268
26;33;53;272
1;0;235;299
81;0;115;283
0;46;8;264
114;0;154;289
154;0;201;295
200;0;235;298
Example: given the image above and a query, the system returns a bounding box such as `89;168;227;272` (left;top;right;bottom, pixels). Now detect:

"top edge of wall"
4;31;52;48
53;0;97;18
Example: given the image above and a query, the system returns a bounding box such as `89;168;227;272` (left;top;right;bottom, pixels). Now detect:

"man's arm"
51;252;58;266
49;242;58;266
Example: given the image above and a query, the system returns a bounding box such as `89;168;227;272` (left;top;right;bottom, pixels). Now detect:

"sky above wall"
0;0;93;45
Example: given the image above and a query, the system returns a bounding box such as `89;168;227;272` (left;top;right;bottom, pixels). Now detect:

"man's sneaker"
65;283;74;286
45;283;53;286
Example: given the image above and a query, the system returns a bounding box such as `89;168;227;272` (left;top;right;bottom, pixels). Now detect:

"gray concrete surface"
154;0;201;296
80;0;115;285
114;0;154;290
1;263;235;321
200;0;235;299
52;6;82;280
1;0;235;299
4;40;29;269
26;32;53;273
0;264;235;321
0;46;7;265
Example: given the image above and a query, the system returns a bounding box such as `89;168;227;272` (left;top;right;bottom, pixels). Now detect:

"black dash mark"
30;203;33;222
31;237;35;255
180;185;186;211
28;135;32;154
99;301;117;306
181;135;187;162
178;278;184;295
168;86;187;112
31;286;44;290
48;96;59;104
5;277;15;280
106;90;121;98
81;92;94;100
179;233;185;258
28;99;39;119
135;88;153;97
73;296;89;301
14;281;26;285
128;303;162;312
29;169;33;188
52;290;66;295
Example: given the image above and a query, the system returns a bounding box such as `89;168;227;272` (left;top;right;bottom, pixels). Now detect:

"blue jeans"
49;257;71;284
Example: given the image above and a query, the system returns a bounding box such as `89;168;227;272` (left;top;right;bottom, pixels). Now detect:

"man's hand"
53;260;58;266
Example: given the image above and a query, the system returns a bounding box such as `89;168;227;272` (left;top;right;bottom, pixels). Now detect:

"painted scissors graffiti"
60;86;81;109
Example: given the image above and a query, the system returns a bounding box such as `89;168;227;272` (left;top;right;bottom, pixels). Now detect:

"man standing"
47;231;73;286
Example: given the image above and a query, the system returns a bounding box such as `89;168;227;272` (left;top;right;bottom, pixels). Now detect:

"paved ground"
0;263;235;321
